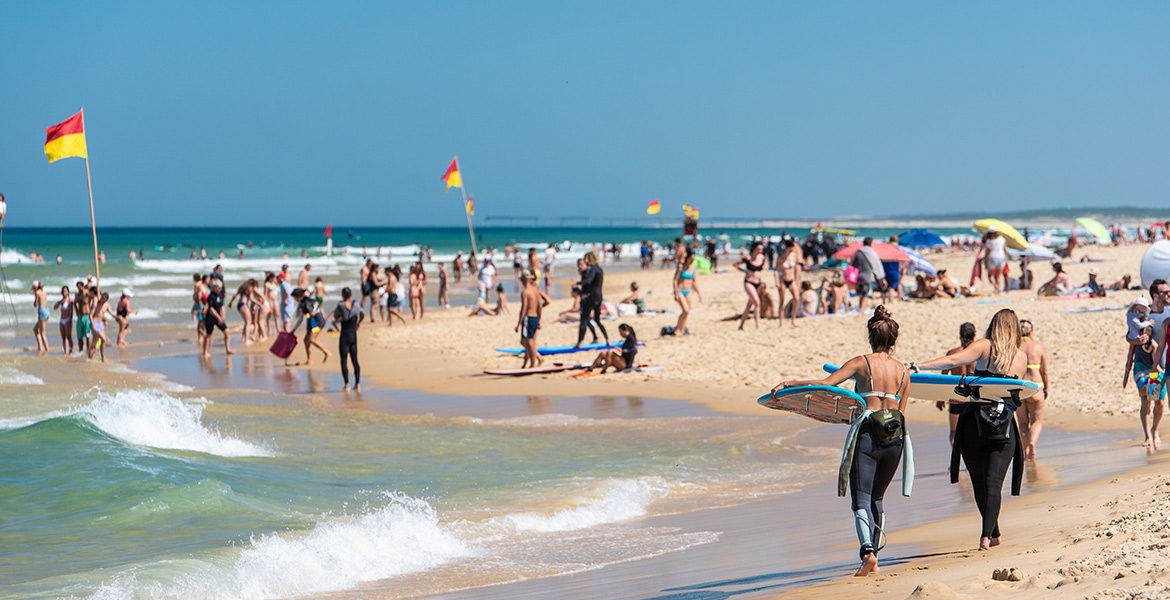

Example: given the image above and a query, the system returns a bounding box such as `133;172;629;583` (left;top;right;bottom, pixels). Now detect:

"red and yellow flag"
647;199;660;215
466;195;474;215
45;111;88;163
441;158;462;190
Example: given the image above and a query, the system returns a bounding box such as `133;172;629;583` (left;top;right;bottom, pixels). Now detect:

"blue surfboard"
821;363;1040;403
495;342;644;356
758;385;865;425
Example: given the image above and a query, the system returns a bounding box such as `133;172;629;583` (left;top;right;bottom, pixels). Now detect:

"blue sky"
2;2;1168;227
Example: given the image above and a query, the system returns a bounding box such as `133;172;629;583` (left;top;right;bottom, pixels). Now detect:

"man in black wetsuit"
331;287;365;392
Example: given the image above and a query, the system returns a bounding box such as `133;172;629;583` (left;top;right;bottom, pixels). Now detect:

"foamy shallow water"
0;375;829;600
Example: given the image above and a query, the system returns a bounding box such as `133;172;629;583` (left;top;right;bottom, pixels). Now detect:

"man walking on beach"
201;279;234;359
1134;279;1170;447
851;238;883;317
516;271;545;369
32;281;49;353
298;264;311;291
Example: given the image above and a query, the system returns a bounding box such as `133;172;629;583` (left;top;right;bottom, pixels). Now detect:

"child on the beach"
1128;297;1156;353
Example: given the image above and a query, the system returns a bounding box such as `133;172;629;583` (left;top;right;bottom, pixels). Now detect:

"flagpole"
82;108;101;295
455;156;479;258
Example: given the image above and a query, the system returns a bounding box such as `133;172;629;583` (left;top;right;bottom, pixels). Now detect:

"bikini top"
744;259;763;272
859;355;906;402
680;267;695;280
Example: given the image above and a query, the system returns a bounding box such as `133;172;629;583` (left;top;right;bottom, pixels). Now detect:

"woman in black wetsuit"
330;287;365;391
587;324;637;373
772;306;911;576
734;241;767;330
575;251;608;348
912;308;1026;551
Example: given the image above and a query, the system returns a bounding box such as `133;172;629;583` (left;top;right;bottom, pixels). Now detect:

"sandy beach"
221;241;1162;598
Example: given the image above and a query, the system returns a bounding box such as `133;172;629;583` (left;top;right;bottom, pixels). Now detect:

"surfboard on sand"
484;364;587;376
758;385;865;425
494;342;644;356
821;363;1040;403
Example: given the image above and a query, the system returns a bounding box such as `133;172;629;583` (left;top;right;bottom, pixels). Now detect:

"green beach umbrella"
1076;217;1111;243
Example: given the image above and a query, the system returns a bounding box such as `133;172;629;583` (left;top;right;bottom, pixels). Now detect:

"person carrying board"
911;309;1027;551
772;305;913;576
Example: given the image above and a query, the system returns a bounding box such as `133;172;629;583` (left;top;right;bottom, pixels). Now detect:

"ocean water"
0;355;836;600
0;225;983;328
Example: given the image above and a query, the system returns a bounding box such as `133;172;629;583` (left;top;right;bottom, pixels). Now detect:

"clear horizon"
3;2;1168;228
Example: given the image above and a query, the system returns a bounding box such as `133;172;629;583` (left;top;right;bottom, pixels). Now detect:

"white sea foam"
0;366;45;385
233;493;471;599
133;308;161;320
0;248;37;264
502;477;668;533
67;389;271;457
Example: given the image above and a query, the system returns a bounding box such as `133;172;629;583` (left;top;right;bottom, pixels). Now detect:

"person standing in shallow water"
331;287;364;392
772;305;912;577
913;309;1027;551
1017;320;1049;460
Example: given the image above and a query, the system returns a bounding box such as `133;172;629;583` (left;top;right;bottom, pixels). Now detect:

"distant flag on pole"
441;158;462;190
466;195;474;215
683;204;692;218
647;199;660;215
45;111;87;163
323;223;332;237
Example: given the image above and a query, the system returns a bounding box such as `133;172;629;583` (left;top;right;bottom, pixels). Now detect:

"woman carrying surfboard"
771;305;912;577
912;309;1027;551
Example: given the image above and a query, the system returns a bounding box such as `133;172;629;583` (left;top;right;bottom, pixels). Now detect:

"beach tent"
1008;245;1059;261
1076;217;1111;243
832;242;909;262
1141;240;1170;289
897;229;947;248
973;219;1029;251
898;246;937;276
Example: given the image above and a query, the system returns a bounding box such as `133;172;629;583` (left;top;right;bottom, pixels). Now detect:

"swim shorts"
1134;361;1167;400
37;306;50;321
92;319;105;336
76;315;92;338
987;256;1007;274
388;293;400;308
948;400;964;415
521;316;539;339
204;316;227;334
855;279;873;298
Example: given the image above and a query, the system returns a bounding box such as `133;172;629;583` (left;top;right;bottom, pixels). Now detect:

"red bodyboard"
269;331;299;359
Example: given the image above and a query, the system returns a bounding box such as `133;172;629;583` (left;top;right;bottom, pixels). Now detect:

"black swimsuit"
744;258;764;289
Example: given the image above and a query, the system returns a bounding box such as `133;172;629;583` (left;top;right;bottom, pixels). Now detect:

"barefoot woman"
912;309;1026;551
670;249;701;335
734;242;766;330
1017;320;1049;460
772;306;912;576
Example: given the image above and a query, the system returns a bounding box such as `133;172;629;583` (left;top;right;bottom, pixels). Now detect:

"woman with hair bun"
772;305;912;576
912;308;1027;551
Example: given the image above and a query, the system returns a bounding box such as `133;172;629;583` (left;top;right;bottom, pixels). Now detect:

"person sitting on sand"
772;305;911;577
823;273;850;314
797;280;820;317
1085;269;1106;298
1037;262;1074;296
469;284;510;316
586;323;638;373
912;309;1027;551
619;282;646;314
1017;320;1049;461
937;269;959;297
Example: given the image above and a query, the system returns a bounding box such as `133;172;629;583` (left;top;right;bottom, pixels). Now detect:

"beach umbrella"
1141;240;1170;289
973;219;1029;251
897;229;947;248
897;246;937;276
832;242;909;262
1008;245;1058;260
1076;217;1111;243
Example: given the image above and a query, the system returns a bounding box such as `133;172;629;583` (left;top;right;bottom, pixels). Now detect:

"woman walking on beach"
735;242;766;330
669;249;700;336
1017;320;1049;460
775;240;800;328
114;289;137;347
54;286;73;355
416;262;428;318
913;309;1026;551
385;266;407;326
772;306;911;576
229;280;256;345
331;287;364;391
290;288;331;365
575;252;609;347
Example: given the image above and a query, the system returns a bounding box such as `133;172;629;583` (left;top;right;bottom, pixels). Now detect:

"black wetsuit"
849;417;903;555
950;368;1025;540
620;333;638;367
577;265;608;346
332;301;364;386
